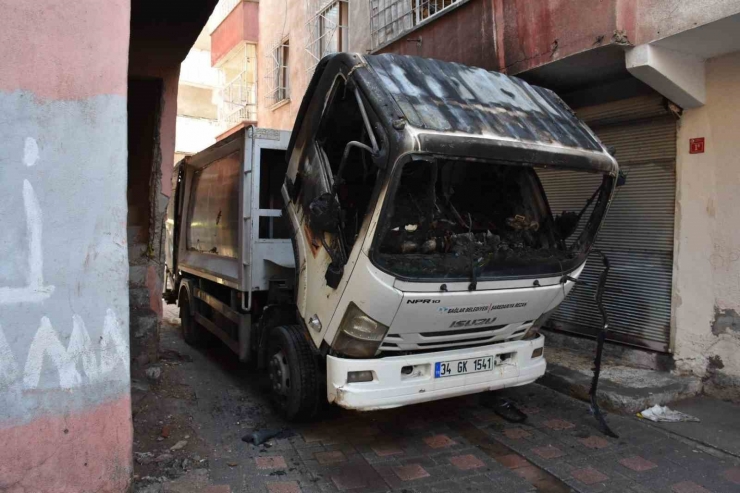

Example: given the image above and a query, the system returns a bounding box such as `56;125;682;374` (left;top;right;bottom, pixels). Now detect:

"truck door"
285;76;383;348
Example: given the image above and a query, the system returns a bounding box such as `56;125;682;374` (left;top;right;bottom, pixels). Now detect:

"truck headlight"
523;309;556;339
332;302;389;358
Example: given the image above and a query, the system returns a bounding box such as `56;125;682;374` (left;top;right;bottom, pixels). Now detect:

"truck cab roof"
290;53;617;174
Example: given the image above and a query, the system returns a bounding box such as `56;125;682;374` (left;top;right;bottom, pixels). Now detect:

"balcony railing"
218;70;257;128
370;0;461;49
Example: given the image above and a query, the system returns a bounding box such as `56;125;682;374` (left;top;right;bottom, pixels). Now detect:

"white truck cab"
165;53;618;420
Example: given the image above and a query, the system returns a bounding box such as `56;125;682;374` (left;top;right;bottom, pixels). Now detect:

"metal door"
537;94;678;352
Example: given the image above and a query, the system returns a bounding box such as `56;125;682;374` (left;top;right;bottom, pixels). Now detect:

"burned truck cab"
283;53;618;411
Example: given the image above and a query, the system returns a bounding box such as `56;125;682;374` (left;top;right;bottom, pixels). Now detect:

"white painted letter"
23;317;82;389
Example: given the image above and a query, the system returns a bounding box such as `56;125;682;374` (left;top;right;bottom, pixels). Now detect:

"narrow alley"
131;307;740;493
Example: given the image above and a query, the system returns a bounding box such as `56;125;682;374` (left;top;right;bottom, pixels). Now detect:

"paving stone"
671;481;712;493
619;456;658;472
301;431;331;444
256;456;288;470
579;436;611;450
314;451;347;465
543;419;576;431
483;470;538;492
205;487;231;493
392;463;431;481
449;454;485;470
571;467;609;485
497;454;530;469
531;445;565;460
371;443;404;457
723;468;740;485
511;464;550;484
504;428;532;440
266;482;301;493
330;473;367;490
424;434;456;449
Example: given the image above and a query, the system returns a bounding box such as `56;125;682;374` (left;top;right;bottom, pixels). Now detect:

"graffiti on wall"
0;137;54;304
0;137;128;393
0;310;129;391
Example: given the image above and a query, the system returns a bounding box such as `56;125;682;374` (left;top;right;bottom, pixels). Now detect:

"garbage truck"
164;53;619;420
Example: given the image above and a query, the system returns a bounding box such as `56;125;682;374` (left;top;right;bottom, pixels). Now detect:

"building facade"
175;28;222;164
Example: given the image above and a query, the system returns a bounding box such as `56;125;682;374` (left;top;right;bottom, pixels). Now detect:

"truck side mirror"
309;193;341;235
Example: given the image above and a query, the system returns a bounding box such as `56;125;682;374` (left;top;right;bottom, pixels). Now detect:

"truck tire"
179;292;208;347
266;325;321;421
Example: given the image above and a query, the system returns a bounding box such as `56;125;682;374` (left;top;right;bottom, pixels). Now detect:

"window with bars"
266;38;290;105
370;0;460;49
306;0;349;73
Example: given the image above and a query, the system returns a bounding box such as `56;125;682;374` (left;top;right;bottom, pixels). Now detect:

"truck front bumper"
326;334;546;411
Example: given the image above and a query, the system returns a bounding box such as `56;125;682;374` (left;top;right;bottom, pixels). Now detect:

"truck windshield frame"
369;153;616;282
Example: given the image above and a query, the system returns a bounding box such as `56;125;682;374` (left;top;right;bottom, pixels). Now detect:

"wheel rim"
269;350;291;399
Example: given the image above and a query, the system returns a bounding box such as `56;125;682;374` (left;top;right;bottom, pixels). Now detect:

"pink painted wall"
0;1;133;492
0;1;128;99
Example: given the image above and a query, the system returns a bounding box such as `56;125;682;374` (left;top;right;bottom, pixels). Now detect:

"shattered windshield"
372;156;614;281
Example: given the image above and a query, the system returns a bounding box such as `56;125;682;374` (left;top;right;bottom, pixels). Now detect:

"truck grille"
380;321;533;352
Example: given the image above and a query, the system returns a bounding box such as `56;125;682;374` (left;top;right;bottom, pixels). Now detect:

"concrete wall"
257;0;308;130
0;0;133;491
673;50;740;398
178;85;218;120
375;0;497;70
349;0;371;54
257;0;372;131
127;0;218;368
634;0;740;45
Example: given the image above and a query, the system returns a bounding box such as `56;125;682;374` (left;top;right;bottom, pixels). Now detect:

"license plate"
435;356;493;378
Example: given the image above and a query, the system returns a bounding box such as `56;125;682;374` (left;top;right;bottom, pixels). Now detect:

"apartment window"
370;0;460;49
307;0;349;72
266;38;290;105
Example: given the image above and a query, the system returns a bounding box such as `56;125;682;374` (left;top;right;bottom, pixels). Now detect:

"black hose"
589;250;619;438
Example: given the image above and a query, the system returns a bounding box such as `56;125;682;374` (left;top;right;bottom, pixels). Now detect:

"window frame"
267;37;290;106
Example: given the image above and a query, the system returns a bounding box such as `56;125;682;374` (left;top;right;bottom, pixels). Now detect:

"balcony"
218;69;257;130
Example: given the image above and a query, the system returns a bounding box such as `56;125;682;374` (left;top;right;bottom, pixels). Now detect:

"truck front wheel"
266;325;321;421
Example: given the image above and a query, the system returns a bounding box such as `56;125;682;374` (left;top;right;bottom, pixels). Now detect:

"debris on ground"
146;366;163;382
481;396;528;423
170;440;188;451
241;427;295;446
637;404;701;422
241;428;285;445
159;349;194;363
135;452;155;465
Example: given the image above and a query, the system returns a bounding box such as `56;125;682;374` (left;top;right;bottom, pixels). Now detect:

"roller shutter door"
537;94;677;352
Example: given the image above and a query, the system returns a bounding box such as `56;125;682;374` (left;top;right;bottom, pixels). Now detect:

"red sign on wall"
690;138;705;154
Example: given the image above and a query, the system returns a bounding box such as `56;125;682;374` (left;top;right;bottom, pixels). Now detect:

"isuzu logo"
406;299;441;304
449;317;498;328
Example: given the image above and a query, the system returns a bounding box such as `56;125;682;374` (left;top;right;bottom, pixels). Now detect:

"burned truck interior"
373;155;614;282
315;77;381;252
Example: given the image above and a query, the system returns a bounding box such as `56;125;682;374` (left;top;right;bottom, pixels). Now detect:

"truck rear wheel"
266;325;321;421
179;292;208;347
